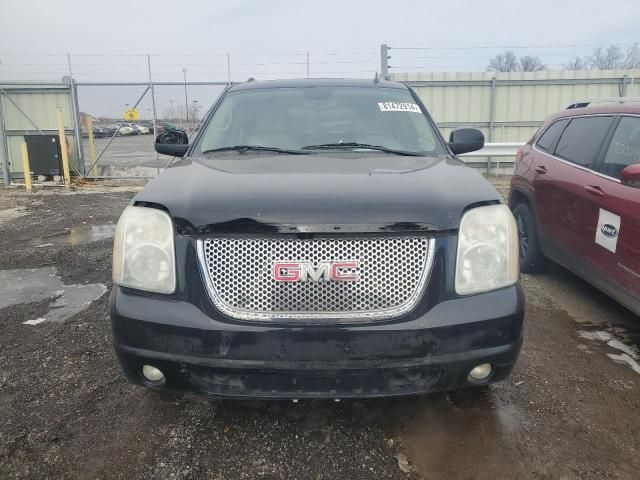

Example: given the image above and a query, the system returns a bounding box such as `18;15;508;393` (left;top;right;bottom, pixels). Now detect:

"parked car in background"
83;125;109;138
509;98;640;316
137;121;155;134
119;125;136;136
155;121;186;135
95;125;109;138
122;123;141;135
104;124;119;136
105;124;135;136
132;123;150;135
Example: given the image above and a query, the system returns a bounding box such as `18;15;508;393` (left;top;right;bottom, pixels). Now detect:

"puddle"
23;318;46;326
607;353;640;374
524;266;640;377
31;224;116;248
0;267;107;324
578;325;640;376
384;389;530;479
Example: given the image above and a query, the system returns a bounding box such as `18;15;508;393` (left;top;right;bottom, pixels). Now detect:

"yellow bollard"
56;107;71;187
21;142;32;192
86;116;97;177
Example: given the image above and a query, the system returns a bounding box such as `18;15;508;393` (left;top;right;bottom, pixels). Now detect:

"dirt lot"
1;177;639;480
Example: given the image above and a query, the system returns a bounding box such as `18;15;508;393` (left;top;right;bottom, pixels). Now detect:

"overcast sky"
1;0;639;83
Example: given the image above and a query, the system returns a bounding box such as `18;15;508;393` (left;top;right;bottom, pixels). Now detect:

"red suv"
509;100;640;316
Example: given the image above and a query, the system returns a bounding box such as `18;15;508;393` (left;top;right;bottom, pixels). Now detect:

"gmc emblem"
273;261;359;282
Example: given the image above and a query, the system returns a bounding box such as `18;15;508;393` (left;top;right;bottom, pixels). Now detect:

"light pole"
192;100;199;123
182;68;189;124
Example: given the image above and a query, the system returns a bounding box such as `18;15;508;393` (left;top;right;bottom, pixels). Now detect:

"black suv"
110;78;524;399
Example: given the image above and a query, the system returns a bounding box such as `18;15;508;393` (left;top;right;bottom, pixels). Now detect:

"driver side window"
601;116;640;180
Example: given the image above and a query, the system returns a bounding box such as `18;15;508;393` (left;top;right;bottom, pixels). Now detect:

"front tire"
512;203;545;273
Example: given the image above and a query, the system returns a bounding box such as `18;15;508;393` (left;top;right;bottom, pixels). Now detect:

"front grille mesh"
199;236;432;321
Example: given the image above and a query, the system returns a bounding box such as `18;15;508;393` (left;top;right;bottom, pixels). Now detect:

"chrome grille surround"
197;235;435;322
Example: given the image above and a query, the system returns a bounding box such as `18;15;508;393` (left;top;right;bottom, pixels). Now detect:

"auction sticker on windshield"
378;102;421;113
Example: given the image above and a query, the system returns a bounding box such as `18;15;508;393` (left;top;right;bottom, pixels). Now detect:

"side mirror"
621;164;640;188
448;128;485;155
155;130;189;157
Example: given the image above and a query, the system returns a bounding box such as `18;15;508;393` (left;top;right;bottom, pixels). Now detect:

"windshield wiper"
301;142;423;156
202;145;309;155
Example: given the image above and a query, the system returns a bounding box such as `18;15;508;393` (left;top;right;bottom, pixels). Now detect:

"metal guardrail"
458;142;525;160
458;142;525;173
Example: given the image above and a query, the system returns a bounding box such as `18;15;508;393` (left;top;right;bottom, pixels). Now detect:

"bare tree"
563;56;589;71
589;45;623;70
563;44;640;70
487;51;519;72
622;43;640;69
519;55;546;72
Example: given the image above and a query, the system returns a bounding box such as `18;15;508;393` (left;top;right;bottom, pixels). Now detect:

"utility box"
24;135;63;176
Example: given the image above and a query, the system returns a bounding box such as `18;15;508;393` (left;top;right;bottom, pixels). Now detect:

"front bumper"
110;284;525;399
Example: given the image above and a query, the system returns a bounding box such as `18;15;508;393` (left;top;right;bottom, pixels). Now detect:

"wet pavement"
30;224;116;248
1;179;639;480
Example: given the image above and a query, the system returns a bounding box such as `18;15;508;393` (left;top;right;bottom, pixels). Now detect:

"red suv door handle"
584;185;605;197
534;165;547;174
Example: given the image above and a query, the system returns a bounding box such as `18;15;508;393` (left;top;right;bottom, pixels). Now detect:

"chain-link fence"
75;81;228;177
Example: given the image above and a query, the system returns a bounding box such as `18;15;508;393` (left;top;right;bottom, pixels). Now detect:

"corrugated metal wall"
0;83;79;178
393;69;640;143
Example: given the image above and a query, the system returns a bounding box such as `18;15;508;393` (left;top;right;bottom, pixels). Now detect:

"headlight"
112;206;176;294
455;204;518;295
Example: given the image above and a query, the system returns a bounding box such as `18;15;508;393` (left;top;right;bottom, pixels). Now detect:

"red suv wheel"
512;203;545;273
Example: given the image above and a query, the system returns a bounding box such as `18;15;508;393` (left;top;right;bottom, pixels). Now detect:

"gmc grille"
198;235;434;321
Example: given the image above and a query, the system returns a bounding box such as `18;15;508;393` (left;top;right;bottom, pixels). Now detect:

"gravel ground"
1;177;639;480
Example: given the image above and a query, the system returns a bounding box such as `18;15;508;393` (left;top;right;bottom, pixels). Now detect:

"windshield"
195;86;445;155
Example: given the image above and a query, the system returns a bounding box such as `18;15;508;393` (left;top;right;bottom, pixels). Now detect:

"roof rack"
567;97;640;109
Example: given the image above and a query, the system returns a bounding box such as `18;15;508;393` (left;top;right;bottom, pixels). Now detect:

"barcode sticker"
377;102;421;113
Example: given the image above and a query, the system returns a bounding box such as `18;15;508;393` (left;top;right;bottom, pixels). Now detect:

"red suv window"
600;116;640;179
554;116;614;167
536;119;569;152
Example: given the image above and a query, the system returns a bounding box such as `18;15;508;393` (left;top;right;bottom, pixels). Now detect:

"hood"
135;153;500;234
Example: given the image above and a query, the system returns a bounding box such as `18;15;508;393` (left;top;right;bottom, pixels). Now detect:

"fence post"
86;116;97;176
56;108;71;187
380;44;389;79
182;68;189;125
20;143;32;191
0;95;9;186
227;53;231;85
487;77;497;175
306;52;310;78
67;53;85;176
147;54;159;174
621;74;629;97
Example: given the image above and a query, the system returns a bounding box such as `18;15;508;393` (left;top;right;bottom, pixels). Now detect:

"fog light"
142;365;165;383
468;363;493;382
